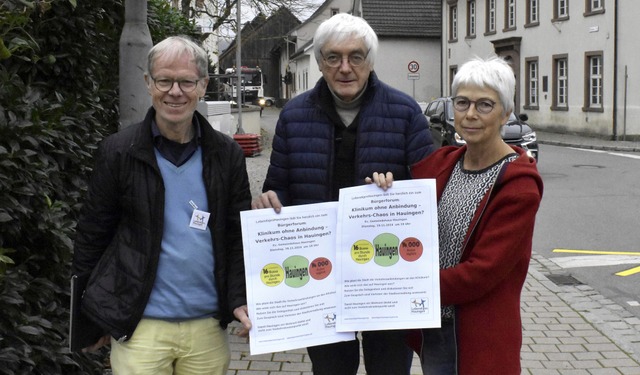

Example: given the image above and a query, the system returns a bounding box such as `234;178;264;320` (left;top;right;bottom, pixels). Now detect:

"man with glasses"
72;36;252;374
251;14;434;375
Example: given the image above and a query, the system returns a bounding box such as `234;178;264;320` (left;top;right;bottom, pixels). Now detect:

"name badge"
189;209;210;230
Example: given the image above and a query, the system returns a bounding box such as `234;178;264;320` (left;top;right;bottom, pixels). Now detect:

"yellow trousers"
110;317;229;375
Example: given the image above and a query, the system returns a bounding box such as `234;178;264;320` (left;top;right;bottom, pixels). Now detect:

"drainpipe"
441;23;444;96
612;0;618;140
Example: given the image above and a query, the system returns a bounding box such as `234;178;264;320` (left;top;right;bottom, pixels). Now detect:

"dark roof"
362;0;441;38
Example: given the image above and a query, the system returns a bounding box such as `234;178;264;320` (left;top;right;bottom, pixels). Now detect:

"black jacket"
72;108;250;341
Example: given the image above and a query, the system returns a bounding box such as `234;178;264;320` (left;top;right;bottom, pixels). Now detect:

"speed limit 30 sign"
408;61;419;73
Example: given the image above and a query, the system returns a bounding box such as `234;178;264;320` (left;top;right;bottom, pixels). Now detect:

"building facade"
279;0;442;104
442;0;639;139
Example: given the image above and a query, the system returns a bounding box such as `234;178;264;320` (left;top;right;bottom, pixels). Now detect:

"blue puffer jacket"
263;72;434;205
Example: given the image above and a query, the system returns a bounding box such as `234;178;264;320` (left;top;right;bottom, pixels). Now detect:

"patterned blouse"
439;153;518;319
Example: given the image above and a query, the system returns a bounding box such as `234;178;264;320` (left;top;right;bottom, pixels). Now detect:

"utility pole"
235;1;244;134
119;0;153;129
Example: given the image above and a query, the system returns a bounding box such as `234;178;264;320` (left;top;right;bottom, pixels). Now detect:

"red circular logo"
309;257;332;280
399;237;423;262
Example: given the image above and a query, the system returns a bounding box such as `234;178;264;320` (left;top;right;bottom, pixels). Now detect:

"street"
534;144;640;319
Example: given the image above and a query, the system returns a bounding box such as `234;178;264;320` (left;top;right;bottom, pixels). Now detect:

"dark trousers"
307;330;413;375
419;320;458;374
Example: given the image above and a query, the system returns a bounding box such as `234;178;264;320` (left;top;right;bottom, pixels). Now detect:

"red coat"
410;145;543;374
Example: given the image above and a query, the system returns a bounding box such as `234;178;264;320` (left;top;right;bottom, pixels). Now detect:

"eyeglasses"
452;96;497;114
151;76;201;93
321;50;369;68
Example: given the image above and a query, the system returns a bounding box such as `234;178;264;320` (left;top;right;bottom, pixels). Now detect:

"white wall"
374;38;441;103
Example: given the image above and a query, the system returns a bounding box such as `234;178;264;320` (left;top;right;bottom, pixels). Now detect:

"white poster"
240;203;354;355
335;179;441;332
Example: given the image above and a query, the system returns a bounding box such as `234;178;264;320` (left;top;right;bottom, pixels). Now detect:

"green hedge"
0;0;198;373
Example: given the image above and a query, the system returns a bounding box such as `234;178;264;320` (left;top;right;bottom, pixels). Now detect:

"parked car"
424;97;539;161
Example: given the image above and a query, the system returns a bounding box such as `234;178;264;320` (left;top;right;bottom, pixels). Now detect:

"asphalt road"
533;143;640;319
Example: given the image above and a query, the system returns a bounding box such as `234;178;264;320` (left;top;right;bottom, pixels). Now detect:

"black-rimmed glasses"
452;96;496;114
151;76;202;93
321;50;369;68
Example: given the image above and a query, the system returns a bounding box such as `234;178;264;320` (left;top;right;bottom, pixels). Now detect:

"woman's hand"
364;172;394;191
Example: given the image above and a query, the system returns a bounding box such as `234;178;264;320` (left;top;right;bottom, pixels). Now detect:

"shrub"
0;0;197;373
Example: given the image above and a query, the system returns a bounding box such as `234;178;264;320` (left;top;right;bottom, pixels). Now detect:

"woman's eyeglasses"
452;96;496;114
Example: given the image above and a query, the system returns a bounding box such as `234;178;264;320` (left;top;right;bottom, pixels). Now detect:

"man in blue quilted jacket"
251;13;435;375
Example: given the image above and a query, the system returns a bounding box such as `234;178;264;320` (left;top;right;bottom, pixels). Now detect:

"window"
504;0;516;31
486;0;496;34
526;0;539;26
554;0;569;20
450;5;458;41
552;55;569;110
585;0;604;16
449;66;458;96
584;52;603;111
426;100;444;118
525;58;539;109
467;1;477;37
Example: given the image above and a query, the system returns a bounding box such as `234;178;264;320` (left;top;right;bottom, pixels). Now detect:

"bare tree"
177;0;321;38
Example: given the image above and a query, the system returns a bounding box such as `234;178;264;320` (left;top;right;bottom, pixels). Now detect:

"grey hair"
313;13;378;69
451;56;516;114
147;36;208;78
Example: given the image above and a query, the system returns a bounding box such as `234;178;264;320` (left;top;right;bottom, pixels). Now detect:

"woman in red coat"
369;56;543;374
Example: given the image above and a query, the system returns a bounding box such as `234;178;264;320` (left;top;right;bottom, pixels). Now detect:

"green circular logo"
373;233;400;266
283;255;310;287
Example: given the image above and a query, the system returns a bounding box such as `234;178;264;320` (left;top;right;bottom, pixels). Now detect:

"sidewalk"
236;123;640;375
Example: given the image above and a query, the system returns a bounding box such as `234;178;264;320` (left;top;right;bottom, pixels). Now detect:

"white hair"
452;56;516;114
313;13;378;69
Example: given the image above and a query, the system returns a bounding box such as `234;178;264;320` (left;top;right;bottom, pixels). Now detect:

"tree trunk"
181;0;191;17
119;0;152;129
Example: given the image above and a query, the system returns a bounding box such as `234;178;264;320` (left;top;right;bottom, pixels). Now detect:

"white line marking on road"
569;148;607;153
569;147;640;160
609;152;640;160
